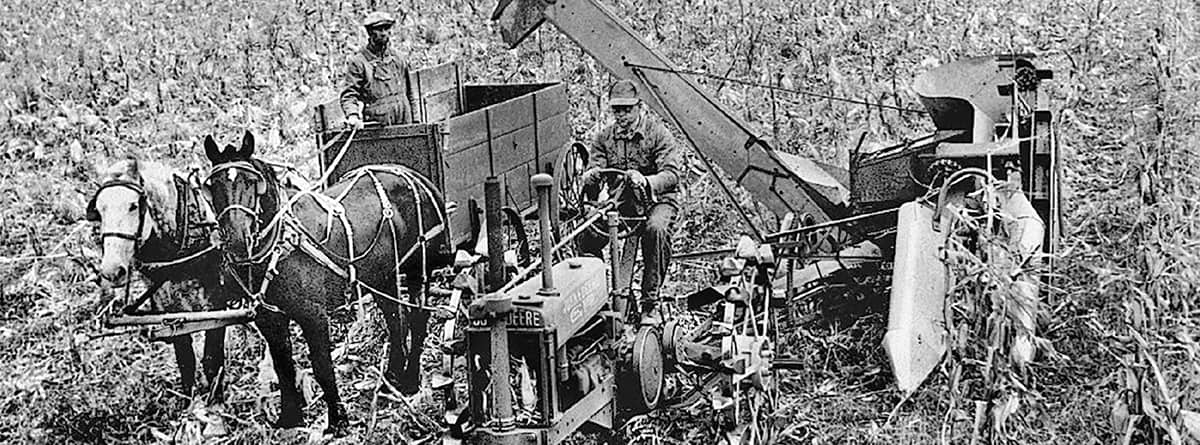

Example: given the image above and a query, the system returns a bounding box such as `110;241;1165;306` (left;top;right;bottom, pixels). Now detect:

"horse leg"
257;311;304;428
199;282;228;403
170;335;197;397
296;312;349;435
401;278;429;394
200;327;227;403
378;298;414;395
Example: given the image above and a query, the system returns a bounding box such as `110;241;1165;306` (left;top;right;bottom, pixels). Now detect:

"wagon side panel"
534;84;569;175
442;83;571;224
411;61;464;123
320;124;444;189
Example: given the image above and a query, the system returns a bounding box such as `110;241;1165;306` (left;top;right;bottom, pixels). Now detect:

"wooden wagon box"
314;62;571;248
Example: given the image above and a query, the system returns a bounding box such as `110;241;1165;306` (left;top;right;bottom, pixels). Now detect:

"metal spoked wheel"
500;206;532;267
734;378;779;445
556;142;588;224
723;263;781;445
718;339;779;445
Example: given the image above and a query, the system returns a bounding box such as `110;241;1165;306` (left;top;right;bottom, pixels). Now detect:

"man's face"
612;104;638;131
367;25;391;49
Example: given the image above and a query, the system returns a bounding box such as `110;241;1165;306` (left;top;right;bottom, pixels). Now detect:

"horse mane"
100;157;180;238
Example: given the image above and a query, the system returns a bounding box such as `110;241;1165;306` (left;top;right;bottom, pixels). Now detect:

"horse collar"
170;172;216;252
138;173;216;264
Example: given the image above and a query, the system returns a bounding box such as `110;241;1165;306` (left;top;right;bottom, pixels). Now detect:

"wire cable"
625;62;929;114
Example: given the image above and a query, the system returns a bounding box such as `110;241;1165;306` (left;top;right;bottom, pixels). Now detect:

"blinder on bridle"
87;178;150;244
205;160;271;250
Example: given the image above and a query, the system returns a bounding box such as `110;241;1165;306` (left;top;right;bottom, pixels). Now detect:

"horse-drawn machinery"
88;0;1061;442
296;0;1062;442
436;0;1062;443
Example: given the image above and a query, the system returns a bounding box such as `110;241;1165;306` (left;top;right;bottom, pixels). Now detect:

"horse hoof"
325;406;350;436
403;386;433;407
201;419;229;438
397;381;421;396
273;415;304;429
379;376;421;396
324;421;349;437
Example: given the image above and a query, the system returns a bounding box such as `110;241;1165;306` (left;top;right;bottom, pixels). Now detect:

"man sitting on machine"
578;79;684;324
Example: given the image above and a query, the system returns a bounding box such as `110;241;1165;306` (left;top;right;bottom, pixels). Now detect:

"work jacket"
340;47;416;126
589;110;684;206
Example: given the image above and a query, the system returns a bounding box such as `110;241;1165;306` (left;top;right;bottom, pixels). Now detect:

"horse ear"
239;131;255;159
85;194;101;222
204;135;224;164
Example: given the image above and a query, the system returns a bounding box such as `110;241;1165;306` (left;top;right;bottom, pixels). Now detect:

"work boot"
619;289;641;326
638;293;662;326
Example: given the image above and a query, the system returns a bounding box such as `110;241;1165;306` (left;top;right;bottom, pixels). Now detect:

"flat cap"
608;80;640;106
363;11;395;28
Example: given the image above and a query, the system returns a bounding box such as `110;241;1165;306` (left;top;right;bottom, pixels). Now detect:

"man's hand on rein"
344;114;364;130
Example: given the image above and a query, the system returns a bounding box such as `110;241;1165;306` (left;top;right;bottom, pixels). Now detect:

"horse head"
89;158;161;287
203;131;278;263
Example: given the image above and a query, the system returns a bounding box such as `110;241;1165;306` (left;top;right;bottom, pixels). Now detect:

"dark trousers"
578;203;677;299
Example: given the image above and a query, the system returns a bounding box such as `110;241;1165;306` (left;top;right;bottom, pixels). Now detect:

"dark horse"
203;132;450;433
88;158;230;403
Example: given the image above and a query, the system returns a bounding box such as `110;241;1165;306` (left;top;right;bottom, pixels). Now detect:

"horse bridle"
88;179;150;247
206;161;272;264
87;178;153;313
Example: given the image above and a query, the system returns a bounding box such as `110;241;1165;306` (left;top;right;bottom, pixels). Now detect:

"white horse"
88;158;232;401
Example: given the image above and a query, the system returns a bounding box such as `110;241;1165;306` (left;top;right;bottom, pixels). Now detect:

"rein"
92;179;149;243
208;160;447;313
208;161;279;266
91;179;150;311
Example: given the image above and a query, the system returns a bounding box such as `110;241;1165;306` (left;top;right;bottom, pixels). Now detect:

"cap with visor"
608;80;640;107
363;11;395;29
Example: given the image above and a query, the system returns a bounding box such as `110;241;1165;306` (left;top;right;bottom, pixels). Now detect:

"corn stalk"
1112;0;1200;442
941;180;1047;444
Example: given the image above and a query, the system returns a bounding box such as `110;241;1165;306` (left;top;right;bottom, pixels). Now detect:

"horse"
202;131;451;433
87;158;231;401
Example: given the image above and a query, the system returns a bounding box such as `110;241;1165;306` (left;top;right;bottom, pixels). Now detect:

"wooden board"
316;76;571;249
445;83;567;155
320;124;444;190
441;83;569;222
314;61;463;132
411;61;463;122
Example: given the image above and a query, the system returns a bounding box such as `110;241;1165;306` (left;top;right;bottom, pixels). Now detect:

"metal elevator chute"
494;0;851;242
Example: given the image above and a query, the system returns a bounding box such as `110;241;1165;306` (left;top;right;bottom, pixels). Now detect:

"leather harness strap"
139;171;219;273
92;170;224;317
213;163;447;313
92;179;149;242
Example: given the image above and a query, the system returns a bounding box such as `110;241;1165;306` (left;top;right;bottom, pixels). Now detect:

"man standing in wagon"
579;80;684;324
341;11;417;128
